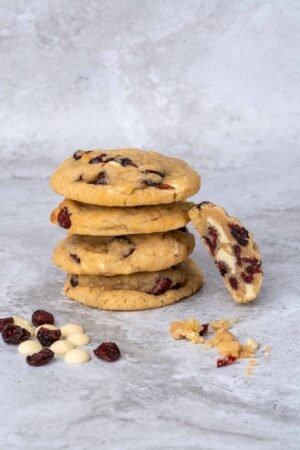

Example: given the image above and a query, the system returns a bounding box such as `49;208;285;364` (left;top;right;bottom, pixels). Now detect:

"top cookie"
50;149;200;206
189;202;263;304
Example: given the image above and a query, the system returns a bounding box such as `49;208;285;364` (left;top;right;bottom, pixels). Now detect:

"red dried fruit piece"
70;275;78;287
94;342;121;362
233;245;242;266
32;309;55;327
70;253;81;264
2;324;31;344
143;169;164;177
73;150;84;160
142;180;174;190
104;156;138;168
199;323;209;336
150;277;172;295
229;277;238;290
88;171;107;185
37;327;61;347
217;355;237;368
204;226;218;256
89;153;107;164
215;261;228;277
241;272;254;284
0;317;14;332
26;348;54;367
229;224;249;247
57;207;72;229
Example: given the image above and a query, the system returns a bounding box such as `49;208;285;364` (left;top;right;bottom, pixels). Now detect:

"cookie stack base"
64;259;203;311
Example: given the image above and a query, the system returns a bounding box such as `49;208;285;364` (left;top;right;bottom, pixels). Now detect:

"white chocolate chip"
244;284;255;300
35;324;58;336
216;248;236;274
64;349;90;364
50;340;74;355
208;218;229;243
13;316;34;336
60;323;84;337
66;333;90;347
18;340;42;355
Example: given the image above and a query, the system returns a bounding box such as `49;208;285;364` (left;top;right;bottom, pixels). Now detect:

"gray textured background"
1;2;300;450
1;0;299;176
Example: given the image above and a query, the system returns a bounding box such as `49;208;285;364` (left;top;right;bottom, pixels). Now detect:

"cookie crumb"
170;318;205;343
264;345;272;355
210;318;237;330
248;359;257;367
244;367;253;376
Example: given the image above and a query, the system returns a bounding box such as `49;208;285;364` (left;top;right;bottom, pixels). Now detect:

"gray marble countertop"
0;151;299;450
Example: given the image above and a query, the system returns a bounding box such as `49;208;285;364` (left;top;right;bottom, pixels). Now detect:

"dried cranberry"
57;207;72;229
229;224;249;246
73;150;85;160
32;310;55;327
2;324;30;344
242;257;261;269
215;261;228;277
229;277;238;290
142;180;174;190
76;174;83;181
104;156;138;168
88;171;107;185
0;317;14;332
37;327;61;347
70;253;81;264
217;355;237;368
241;272;254;283
233;245;242;266
199;323;209;336
143;169;164;177
70;275;78;287
94;342;121;362
26;348;54;367
150;277;172;295
172;282;182;289
204;226;218;256
89;153;107;164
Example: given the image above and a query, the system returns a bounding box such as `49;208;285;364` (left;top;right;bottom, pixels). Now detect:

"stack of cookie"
50;149;203;310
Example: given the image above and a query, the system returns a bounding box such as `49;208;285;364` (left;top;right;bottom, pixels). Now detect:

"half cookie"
64;259;203;311
50;149;200;206
189;202;262;303
53;230;195;275
51;199;193;235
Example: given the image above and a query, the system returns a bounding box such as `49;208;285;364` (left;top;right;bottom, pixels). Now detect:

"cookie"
51;198;193;235
53;230;195;275
189;202;262;303
50;149;200;206
64;259;203;310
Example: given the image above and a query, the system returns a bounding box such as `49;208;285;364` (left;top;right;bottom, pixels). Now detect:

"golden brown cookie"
50;149;200;206
51;198;193;235
189;202;262;303
53;230;195;275
64;259;203;311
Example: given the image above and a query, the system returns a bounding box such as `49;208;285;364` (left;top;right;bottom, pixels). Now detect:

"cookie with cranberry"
51;198;193;235
50;149;200;206
64;259;203;310
53;229;195;276
189;202;262;303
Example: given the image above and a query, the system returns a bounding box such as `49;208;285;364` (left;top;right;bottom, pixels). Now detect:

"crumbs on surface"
170;317;267;374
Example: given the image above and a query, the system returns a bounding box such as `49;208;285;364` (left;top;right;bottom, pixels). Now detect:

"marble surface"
1;1;300;449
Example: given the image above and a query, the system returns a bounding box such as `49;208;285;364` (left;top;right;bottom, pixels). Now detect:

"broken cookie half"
189;202;262;303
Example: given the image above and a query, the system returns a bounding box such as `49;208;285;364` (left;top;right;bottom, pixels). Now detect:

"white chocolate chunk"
67;333;90;346
60;323;84;337
208;218;229;243
244;284;255;300
18;340;42;355
216;249;236;274
13;316;34;336
35;324;58;336
64;349;90;364
245;338;259;351
50;340;74;355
